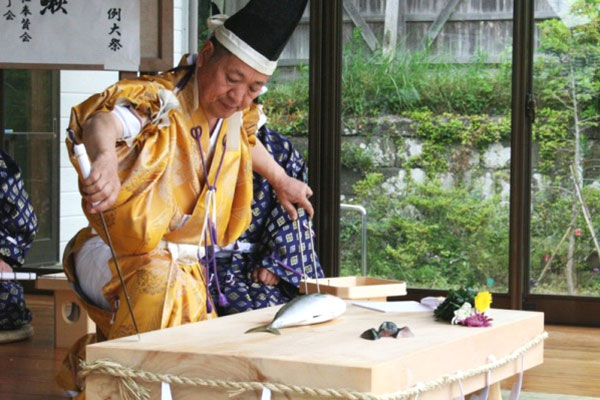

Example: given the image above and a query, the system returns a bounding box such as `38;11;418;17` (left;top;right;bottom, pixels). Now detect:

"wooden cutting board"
299;276;407;300
86;303;544;399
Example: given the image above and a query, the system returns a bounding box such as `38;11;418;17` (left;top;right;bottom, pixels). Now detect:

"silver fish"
245;293;347;335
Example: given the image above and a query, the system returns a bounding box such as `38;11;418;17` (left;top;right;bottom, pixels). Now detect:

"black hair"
208;37;232;62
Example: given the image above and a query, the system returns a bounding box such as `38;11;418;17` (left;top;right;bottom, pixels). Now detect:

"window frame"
308;0;600;326
0;69;61;269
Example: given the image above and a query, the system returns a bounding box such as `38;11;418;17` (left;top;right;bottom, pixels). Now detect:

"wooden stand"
86;305;544;399
300;276;407;301
36;272;96;348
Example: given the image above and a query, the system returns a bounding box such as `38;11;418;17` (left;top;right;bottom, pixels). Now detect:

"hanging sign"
0;0;140;71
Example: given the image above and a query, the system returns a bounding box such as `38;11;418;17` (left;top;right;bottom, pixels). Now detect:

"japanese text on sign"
0;0;140;71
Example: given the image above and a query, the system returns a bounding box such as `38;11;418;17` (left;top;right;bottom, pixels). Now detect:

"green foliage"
341;29;512;117
403;109;511;174
261;65;309;136
532;108;572;175
341;176;509;290
534;2;600;125
342;170;600;294
3;70;32;132
406;110;511;148
261;5;600;294
404;141;449;174
524;1;600;295
530;184;600;294
262;28;514;129
341;141;376;173
434;287;478;322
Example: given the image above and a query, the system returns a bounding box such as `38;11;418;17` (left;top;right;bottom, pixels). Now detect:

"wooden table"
86;303;544;399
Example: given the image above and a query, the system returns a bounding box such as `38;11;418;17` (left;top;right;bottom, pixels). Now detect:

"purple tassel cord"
208;220;228;307
191;125;230;310
269;255;303;277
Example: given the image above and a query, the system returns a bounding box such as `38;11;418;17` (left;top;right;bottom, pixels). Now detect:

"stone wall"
288;115;515;201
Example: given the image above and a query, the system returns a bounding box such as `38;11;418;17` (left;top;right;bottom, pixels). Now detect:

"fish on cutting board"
245;293;347;335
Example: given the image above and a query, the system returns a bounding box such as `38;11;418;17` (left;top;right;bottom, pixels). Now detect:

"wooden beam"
309;0;342;277
510;0;535;311
383;0;407;55
119;71;138;80
419;0;462;50
342;0;379;52
383;0;399;56
398;0;407;49
318;10;558;24
140;0;174;71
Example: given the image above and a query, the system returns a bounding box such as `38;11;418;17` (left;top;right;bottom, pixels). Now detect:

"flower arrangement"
433;287;493;327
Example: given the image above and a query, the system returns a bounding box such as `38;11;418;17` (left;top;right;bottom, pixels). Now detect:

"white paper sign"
0;0;140;71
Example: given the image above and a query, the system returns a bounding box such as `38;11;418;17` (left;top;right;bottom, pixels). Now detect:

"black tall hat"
207;0;308;75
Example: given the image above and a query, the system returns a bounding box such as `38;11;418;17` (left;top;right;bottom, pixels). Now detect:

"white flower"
451;302;473;325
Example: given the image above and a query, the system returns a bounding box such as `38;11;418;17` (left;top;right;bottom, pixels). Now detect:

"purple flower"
460;312;493;327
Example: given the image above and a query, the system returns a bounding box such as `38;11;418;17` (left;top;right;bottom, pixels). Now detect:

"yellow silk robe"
62;58;260;341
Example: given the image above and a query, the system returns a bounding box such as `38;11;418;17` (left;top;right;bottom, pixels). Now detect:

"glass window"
529;0;600;297
1;69;59;267
340;1;515;293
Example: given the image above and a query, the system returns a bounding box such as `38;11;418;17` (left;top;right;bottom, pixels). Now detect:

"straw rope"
80;331;548;400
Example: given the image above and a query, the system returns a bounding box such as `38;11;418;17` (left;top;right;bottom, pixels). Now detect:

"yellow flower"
474;291;492;312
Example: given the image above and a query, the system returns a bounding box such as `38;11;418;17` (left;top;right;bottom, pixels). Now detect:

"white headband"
207;14;277;76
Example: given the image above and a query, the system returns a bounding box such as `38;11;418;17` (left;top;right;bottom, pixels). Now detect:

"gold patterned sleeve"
242;102;266;147
67;77;174;145
66;76;179;256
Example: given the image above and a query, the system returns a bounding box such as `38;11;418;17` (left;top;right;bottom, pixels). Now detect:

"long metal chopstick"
74;143;141;341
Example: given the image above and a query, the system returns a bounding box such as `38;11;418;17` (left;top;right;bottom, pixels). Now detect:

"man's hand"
80;112;124;214
251;140;314;220
252;267;280;286
0;259;13;273
272;172;314;221
80;151;121;213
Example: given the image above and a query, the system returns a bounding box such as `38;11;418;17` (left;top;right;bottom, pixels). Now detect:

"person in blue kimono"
210;126;323;315
0;149;38;337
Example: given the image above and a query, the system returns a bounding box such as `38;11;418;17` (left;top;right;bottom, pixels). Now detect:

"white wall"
174;0;188;63
58;0;188;258
58;70;118;256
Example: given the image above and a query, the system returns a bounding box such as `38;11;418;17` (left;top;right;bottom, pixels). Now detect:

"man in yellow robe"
58;0;311;395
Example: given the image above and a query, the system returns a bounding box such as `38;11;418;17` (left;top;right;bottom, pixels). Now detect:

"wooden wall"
218;0;561;65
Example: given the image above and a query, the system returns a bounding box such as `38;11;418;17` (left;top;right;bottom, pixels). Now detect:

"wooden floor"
0;295;69;399
503;324;600;398
0;295;599;399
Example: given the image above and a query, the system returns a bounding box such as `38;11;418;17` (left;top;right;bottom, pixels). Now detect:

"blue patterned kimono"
210;127;323;315
0;149;37;330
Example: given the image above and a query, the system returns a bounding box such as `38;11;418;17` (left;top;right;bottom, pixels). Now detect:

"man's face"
196;41;269;121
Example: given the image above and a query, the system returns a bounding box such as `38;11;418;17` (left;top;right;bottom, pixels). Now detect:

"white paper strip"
352;301;432;313
261;386;272;400
509;355;525;400
469;361;493;400
452;378;465;400
0;272;37;281
161;382;172;400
